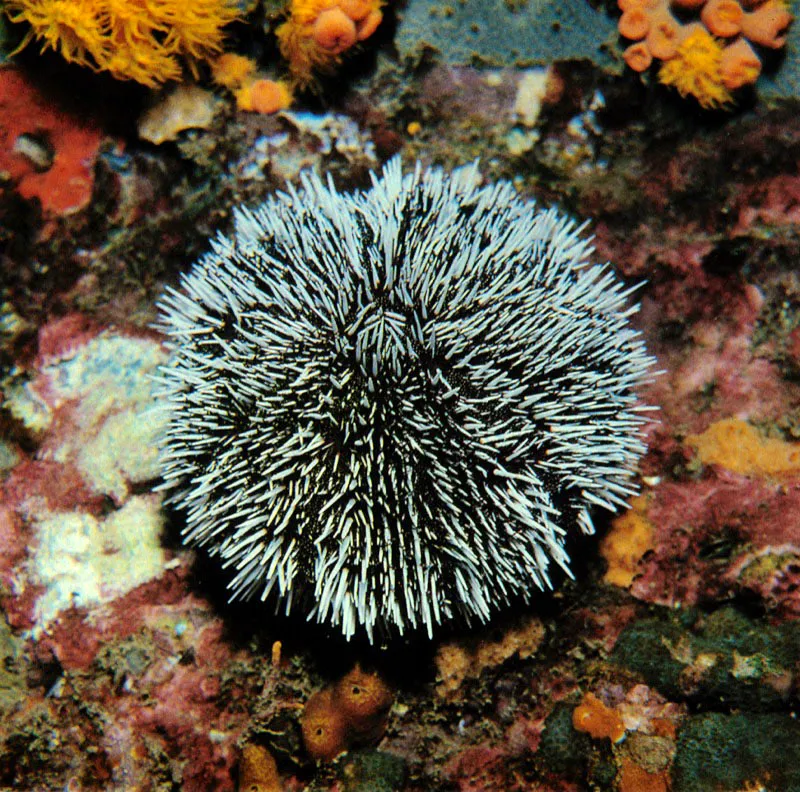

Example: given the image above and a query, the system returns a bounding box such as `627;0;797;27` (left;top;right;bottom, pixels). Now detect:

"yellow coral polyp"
211;52;258;90
5;0;239;87
7;0;107;66
658;26;733;108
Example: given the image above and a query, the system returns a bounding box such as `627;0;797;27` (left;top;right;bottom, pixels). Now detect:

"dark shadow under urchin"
154;157;657;646
159;493;593;702
157;463;629;706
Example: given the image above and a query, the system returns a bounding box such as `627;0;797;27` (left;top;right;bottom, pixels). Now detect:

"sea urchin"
156;159;655;642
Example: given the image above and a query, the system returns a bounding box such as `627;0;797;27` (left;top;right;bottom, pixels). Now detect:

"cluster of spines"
155;159;655;642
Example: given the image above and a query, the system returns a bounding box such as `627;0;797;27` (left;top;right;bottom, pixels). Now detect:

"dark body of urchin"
155;159;654;642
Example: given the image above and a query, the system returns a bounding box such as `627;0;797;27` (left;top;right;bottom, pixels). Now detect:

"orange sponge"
600;495;654;588
573;692;626;743
335;665;394;743
302;687;350;762
301;664;393;762
239;744;282;792
686;418;800;477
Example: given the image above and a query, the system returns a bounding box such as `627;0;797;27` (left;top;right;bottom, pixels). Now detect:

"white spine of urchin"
154;158;656;642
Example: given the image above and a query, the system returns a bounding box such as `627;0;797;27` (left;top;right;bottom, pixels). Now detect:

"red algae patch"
0;68;104;215
627;475;800;611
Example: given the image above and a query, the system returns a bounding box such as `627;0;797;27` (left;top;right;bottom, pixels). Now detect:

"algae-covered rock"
611;606;800;710
340;750;407;792
537;704;592;780
674;713;800;791
395;0;618;68
0;618;25;717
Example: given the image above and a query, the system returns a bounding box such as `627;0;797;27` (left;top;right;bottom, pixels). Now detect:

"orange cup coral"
646;8;684;59
211;54;293;115
355;9;383;40
740;0;793;46
617;0;792;106
276;0;383;87
313;7;358;53
619;8;652;39
719;37;762;87
236;79;293;114
701;0;745;37
618;0;662;11
339;0;374;19
624;41;655;70
211;53;258;90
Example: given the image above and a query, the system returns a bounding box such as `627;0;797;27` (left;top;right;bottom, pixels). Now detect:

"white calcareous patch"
30;495;166;632
156;159;656;642
6;331;168;502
